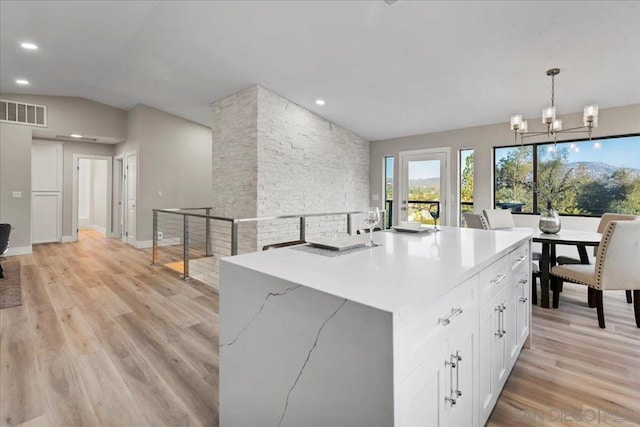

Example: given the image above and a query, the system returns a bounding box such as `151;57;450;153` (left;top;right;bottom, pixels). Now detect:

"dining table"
523;228;603;308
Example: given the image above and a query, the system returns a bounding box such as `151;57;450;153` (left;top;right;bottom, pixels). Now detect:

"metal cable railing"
152;208;388;289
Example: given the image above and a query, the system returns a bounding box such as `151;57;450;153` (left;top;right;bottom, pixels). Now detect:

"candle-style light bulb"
510;115;522;131
583;104;599;127
542;106;556;124
552;119;562;132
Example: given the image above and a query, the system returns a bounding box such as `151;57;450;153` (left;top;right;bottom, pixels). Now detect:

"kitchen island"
220;227;532;427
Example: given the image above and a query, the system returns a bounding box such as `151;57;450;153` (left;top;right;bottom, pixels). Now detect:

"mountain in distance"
566;161;640;180
408;177;440;189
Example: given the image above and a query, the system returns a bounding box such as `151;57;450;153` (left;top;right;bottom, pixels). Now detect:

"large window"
494;135;640;215
460;149;474;225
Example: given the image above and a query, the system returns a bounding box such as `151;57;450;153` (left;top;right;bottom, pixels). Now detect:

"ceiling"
1;1;639;141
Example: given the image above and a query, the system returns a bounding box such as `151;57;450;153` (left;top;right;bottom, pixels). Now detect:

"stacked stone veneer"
212;85;369;260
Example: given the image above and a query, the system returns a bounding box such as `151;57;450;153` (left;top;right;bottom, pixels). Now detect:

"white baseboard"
62;235;76;243
135;240;152;249
5;246;32;256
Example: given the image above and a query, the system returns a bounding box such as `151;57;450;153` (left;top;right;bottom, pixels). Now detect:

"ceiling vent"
383;0;400;5
0;99;47;127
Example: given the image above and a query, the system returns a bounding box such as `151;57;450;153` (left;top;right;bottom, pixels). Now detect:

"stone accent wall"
211;86;259;256
212;85;370;256
255;87;369;249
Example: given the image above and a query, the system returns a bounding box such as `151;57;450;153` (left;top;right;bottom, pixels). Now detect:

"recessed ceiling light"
20;42;38;50
315;99;326;106
70;134;83;138
15;79;29;85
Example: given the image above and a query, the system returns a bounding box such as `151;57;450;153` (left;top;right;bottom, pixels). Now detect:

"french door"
398;148;449;226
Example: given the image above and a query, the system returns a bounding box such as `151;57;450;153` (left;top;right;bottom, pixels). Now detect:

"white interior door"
32;142;62;243
125;152;137;245
114;157;124;239
399;148;449;226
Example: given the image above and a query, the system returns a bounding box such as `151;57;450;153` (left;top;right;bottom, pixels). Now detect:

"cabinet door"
397;342;448;427
504;281;519;368
444;327;476;427
478;298;500;424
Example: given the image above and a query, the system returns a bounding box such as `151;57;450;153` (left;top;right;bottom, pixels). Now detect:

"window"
494;135;640;215
459;149;474;225
384;156;393;228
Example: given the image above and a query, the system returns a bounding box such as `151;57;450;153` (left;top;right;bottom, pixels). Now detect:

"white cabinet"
397;310;477;426
478;241;531;426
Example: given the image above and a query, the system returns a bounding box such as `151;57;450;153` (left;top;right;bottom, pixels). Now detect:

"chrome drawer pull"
519;297;528;303
518;278;528;284
439;308;463;326
491;274;506;285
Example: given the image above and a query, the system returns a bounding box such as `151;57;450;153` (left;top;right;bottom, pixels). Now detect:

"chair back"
463;213;487;229
593;213;638;255
595;220;640;291
0;224;11;256
482;209;515;229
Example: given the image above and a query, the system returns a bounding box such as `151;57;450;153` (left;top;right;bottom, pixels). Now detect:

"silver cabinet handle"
445;351;462;406
518;278;528;284
491;274;506;285
519;297;528;303
494;305;504;338
439;308;463;326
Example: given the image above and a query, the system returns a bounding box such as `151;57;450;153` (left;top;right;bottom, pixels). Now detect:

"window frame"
493;133;640;217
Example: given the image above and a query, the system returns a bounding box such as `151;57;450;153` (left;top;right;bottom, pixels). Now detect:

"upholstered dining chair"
463;213;487;229
556;213;638;303
550;220;640;328
482;209;515;229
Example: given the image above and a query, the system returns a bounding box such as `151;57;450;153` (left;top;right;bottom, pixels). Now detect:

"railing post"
299;217;306;242
152;210;158;265
347;213;352;235
205;208;212;257
183;215;190;280
231;220;239;256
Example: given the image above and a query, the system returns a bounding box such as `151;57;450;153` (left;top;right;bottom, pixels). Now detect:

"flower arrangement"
521;162;573;210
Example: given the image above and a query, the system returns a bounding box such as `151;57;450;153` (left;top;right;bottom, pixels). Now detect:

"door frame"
114;154;124;240
124;151;137;246
72;154;113;241
398;147;450;226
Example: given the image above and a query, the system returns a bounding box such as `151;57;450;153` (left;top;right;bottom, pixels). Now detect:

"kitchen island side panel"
220;261;394;427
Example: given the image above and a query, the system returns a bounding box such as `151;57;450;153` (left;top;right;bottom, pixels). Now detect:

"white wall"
115;104;213;244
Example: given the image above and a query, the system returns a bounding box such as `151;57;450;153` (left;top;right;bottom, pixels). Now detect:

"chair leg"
551;276;561;309
634;290;640;328
626;290;632;304
531;274;537;305
588;287;595;308
0;264;3;279
595;289;605;329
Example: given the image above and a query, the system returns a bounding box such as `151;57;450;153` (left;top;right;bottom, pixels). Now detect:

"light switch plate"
11;191;22;198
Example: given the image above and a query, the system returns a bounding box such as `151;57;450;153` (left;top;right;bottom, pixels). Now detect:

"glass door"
399;149;449;226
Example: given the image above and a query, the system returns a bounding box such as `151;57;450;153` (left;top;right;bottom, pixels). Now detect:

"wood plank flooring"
0;230;218;426
1;230;639;426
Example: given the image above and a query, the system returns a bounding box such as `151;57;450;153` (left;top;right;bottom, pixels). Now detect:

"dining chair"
482;209;515;229
463;213;487;229
556;213;638;303
550;220;640;328
0;223;11;279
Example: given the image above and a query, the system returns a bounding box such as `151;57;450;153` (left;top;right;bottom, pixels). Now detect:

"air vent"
0;99;47;127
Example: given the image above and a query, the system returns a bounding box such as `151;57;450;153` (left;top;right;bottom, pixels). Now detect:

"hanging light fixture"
509;68;599;146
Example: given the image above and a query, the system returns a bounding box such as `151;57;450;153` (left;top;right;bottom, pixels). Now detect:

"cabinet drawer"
479;256;509;303
395;276;477;380
509;243;529;273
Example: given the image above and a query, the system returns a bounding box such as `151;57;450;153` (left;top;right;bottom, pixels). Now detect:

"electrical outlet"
157;231;163;240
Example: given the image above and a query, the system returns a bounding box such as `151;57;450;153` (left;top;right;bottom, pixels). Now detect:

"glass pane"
384;156;393;228
407;159;440;224
17;103;26;123
460;149;474;225
537;136;640;215
495;146;533;213
36;106;45;125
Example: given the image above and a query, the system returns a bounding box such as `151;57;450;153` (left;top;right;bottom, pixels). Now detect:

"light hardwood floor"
1;231;638;426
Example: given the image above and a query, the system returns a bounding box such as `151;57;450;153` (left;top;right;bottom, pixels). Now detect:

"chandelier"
509;68;599;147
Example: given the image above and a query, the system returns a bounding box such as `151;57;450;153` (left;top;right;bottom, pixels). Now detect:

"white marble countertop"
221;227;532;316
